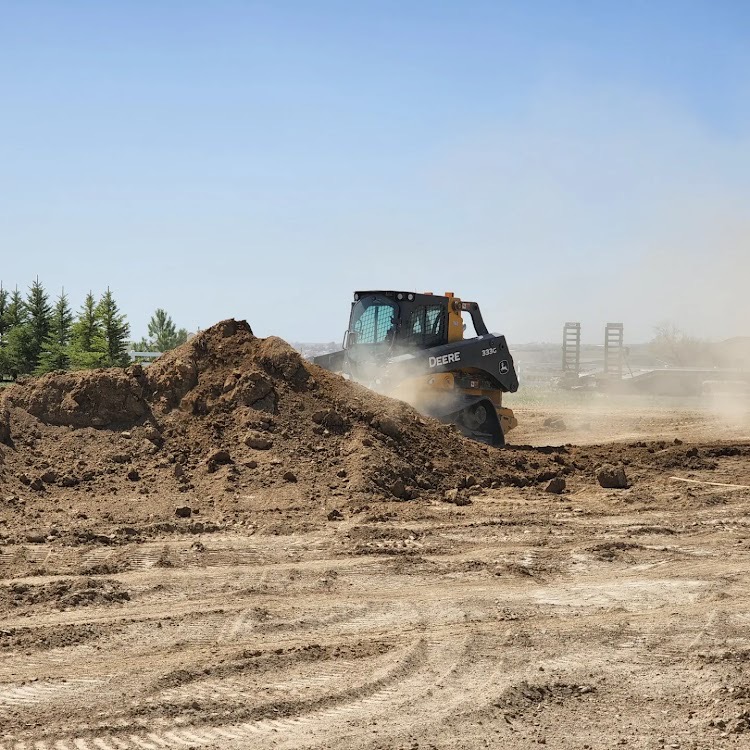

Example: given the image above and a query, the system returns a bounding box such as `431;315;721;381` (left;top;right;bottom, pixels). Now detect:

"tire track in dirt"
0;678;107;711
7;634;445;749
0;533;337;580
3;598;487;750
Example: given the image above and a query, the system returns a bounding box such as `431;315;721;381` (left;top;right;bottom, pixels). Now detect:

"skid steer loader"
314;291;519;445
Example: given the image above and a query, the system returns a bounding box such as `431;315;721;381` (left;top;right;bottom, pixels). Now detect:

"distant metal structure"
562;322;581;374
604;323;624;379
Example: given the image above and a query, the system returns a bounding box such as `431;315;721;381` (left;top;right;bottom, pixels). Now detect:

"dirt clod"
545;477;566;494
373;416;402;440
244;431;273;450
597;464;629;489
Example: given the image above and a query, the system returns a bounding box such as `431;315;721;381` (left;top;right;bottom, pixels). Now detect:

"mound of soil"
0;319;568;540
6;369;150;429
0;577;129;611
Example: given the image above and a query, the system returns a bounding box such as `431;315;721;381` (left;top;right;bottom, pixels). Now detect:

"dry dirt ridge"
0;320;749;748
1;318;595;542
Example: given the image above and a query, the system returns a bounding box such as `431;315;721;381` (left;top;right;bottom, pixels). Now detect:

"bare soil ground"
2;327;750;749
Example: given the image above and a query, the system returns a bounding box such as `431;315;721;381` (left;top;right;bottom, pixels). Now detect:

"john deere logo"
499;360;509;374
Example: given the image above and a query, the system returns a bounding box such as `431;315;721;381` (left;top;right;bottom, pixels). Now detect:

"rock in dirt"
175;506;192;518
390;479;407;499
244;431;273;450
373;416;402;440
41;470;57;484
461;474;477;488
443;488;472;506
311;409;348;432
545;477;566;494
597;464;629;489
282;471;297;483
206;449;232;472
207;449;232;465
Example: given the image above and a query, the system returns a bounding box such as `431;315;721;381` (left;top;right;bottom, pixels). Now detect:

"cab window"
350;296;399;344
406;305;446;347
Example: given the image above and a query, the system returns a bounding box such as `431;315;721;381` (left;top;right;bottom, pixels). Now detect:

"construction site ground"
2;331;750;749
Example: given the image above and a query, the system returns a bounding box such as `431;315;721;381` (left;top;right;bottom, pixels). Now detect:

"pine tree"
36;290;74;374
4;325;34;378
132;336;153;352
3;287;28;378
69;292;107;369
96;288;131;367
0;284;8;347
4;280;51;376
0;284;9;377
7;286;25;327
146;308;188;351
25;278;53;373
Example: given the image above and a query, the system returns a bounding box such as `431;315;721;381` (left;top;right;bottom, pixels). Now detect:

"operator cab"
342;290;492;384
344;291;490;351
346;292;447;351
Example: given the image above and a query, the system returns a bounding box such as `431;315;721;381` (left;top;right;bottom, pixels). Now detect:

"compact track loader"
314;291;519;445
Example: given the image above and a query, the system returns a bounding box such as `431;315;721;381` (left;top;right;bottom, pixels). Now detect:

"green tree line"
0;280;130;378
0;281;189;380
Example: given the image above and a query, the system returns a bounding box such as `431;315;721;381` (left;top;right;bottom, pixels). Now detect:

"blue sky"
1;1;749;344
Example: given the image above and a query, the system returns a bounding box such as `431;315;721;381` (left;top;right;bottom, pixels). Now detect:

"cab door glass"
406;305;445;347
350;297;399;344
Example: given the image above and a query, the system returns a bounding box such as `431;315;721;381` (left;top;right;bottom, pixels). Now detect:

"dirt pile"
0;577;129;611
6;369;150;428
0;319;569;541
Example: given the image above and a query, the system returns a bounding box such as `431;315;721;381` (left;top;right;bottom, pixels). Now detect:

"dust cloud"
424;84;750;346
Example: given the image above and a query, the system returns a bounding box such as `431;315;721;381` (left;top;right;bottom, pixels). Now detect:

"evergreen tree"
0;284;8;347
25;278;53;373
69;292;107;369
0;284;9;377
4;280;51;376
36;290;74;373
146;308;188;351
96;288;131;367
3;286;28;378
132;336;152;352
4;324;34;378
7;286;26;327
